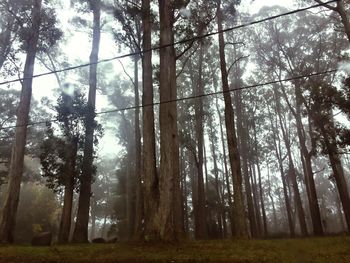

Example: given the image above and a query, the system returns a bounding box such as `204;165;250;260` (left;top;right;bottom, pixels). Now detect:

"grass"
0;236;349;262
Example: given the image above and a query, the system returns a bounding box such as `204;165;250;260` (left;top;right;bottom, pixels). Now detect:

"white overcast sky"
0;0;299;158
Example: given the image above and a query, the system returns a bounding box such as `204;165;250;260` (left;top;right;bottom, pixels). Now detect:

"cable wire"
0;69;337;131
0;0;337;87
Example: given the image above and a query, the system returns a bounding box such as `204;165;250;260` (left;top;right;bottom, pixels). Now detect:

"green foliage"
39;92;86;192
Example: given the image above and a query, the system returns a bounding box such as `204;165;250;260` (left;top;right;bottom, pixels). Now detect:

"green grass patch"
0;236;349;263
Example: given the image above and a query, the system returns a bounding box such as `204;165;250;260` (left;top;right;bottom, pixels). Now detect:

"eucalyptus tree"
216;0;248;238
250;5;348;235
72;0;102;243
0;0;62;243
113;0;143;238
39;91;97;243
141;0;158;240
313;0;350;43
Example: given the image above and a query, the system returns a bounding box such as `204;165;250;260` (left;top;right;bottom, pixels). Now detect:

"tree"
216;0;248;238
72;0;101;243
113;0;143;239
0;0;43;243
155;0;180;241
142;0;158;240
313;0;350;43
40;92;93;243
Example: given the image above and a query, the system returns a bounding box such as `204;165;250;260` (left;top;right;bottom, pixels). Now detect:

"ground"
0;236;349;262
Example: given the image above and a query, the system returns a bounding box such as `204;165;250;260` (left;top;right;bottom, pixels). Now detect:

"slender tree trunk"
267;105;295;237
133;57;143;239
0;0;42;243
72;1;101;243
251;164;262;236
217;0;247;238
193;44;207;240
319;125;350;231
180;146;188;236
209;116;224;239
267;165;278;231
274;89;308;236
235;90;258;237
90;198;96;240
58;137;78;243
281;85;324;235
142;0;158;240
156;0;180;241
252;120;268;236
215;82;234;236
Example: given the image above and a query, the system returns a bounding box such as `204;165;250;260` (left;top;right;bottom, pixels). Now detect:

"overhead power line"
0;69;337;131
0;0;337;87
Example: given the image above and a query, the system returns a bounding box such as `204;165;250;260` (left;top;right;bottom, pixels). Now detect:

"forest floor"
0;236;349;263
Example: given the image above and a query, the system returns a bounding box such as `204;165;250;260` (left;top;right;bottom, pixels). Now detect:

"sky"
64;0;297;158
1;0;299;159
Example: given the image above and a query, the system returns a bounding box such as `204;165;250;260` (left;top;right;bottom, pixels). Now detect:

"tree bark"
133;57;143;239
274;89;308;236
252;120;268;236
267;103;295;237
0;0;42;243
72;1;101;243
281;84;324;235
58;137;78;243
142;0;159;240
317;119;350;232
156;0;180;242
235;89;258;237
193;43;207;240
209;116;224;239
217;0;247;238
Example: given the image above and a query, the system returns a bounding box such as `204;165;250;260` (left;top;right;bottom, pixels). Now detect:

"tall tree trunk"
180;146;188;236
267;104;295;237
156;0;180;241
0;0;42;243
250;163;262;236
142;0;158;240
274;89;308;236
72;1;101;243
193;43;207;240
58;137;78;243
235;90;258;237
281;85;324;235
252;120;268;236
267;165;278;231
133;57;143;239
217;0;247;238
90;198;97;240
214;70;234;236
209;117;224;239
318;121;350;232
